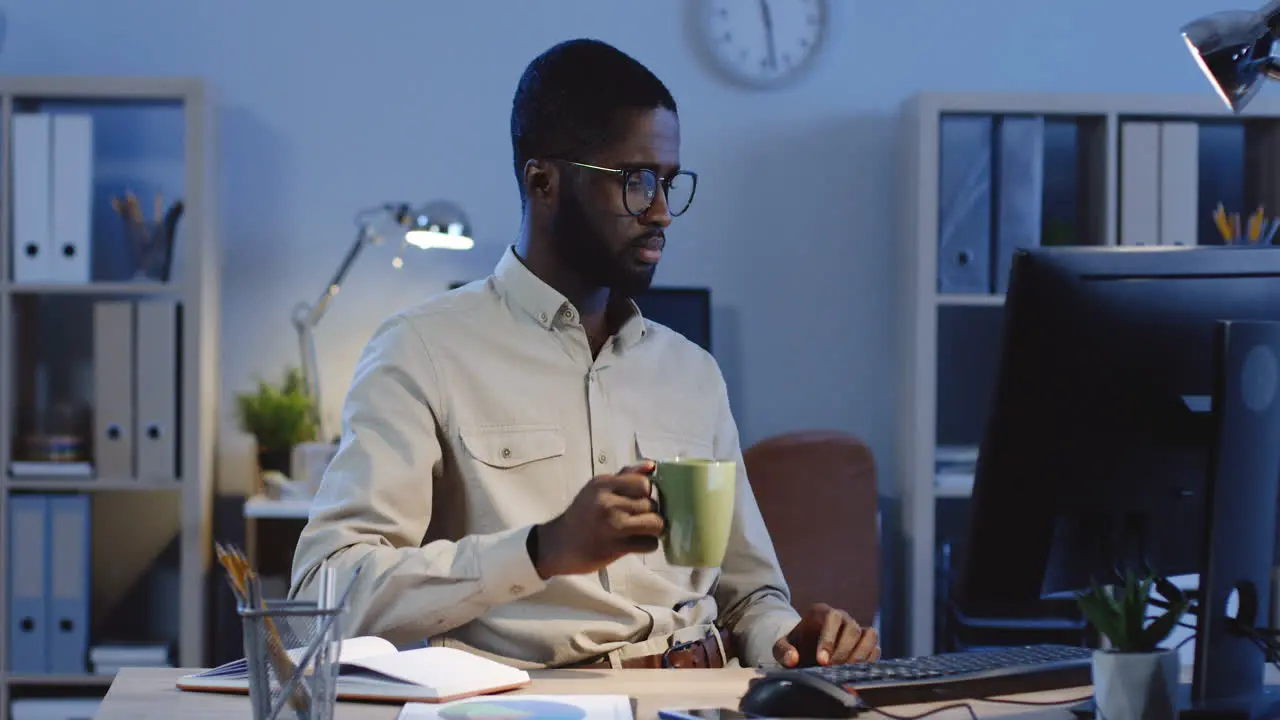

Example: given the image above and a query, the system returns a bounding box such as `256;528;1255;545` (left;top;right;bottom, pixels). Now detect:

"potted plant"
1077;570;1190;720
233;367;318;480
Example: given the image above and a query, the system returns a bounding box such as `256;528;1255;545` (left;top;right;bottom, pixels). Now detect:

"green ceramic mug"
650;457;737;567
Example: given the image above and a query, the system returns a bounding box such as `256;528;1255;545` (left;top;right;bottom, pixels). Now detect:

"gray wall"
1;0;1231;500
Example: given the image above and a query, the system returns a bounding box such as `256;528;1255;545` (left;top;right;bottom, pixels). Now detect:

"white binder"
135;299;179;481
12;113;52;282
50;114;93;282
1158;122;1200;246
1120;122;1161;247
93;301;135;478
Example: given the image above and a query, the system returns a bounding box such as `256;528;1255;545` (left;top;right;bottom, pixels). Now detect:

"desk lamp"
292;201;473;442
1182;0;1280;112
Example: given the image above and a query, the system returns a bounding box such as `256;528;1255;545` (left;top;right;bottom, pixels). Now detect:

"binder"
993;116;1045;293
11;113;52;283
7;494;48;673
1120;122;1160;246
937;114;993;293
49;114;93;282
46;494;89;674
93;301;135;478
135;299;179;481
1158;122;1200;245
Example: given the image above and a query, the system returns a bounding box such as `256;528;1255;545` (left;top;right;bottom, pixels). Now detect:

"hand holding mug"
532;461;663;578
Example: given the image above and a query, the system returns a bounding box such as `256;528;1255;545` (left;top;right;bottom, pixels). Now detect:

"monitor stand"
1069;321;1280;720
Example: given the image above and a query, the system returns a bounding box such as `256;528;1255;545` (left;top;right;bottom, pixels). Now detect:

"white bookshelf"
0;76;219;707
895;91;1280;656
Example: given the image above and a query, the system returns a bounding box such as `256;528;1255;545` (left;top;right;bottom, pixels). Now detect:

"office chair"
743;430;880;627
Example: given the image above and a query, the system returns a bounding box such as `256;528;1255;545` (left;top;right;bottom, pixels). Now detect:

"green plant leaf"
233;365;319;452
1078;570;1186;652
1078;591;1123;648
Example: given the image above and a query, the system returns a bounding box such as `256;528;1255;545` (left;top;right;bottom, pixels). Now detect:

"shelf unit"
0;76;218;709
895;91;1280;657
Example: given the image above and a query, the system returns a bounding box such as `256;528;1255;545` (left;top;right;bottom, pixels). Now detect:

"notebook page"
188;635;397;679
343;646;530;696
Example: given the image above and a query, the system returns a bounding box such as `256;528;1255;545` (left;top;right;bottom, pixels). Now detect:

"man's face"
550;107;680;298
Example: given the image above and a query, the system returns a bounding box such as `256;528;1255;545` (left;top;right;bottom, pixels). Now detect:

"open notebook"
177;636;531;703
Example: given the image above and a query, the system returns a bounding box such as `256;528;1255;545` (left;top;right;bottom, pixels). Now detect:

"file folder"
7;494;48;673
1120;122;1160;246
11;113;52;283
49;114;93;283
937;114;993;293
93;301;135;478
1158;122;1200;246
135;299;179;481
993;116;1045;293
46;494;90;674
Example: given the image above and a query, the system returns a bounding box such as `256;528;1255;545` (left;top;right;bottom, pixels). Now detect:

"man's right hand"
532;460;664;578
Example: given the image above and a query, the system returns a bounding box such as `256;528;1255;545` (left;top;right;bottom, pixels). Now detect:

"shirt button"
598;453;607;465
562;308;575;322
539;312;548;322
501;448;511;458
510;585;524;595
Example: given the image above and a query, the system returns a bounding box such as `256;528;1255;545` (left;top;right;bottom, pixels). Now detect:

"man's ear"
523;159;558;204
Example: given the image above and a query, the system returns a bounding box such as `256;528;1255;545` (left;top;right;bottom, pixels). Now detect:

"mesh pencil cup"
239;599;343;720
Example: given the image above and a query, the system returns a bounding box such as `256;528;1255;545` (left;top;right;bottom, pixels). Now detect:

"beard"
550;185;657;299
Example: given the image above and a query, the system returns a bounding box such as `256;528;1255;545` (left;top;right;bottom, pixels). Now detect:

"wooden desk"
97;666;1093;719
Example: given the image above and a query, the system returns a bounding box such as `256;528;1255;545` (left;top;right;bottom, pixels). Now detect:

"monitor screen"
634;287;712;354
448;282;712;354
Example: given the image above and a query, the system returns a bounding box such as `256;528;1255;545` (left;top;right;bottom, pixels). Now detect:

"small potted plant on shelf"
233;366;318;483
1077;569;1190;720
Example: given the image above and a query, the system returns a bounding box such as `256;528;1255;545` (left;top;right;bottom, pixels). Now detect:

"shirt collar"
493;245;648;348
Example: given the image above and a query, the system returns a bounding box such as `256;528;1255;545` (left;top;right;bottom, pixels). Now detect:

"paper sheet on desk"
398;694;633;719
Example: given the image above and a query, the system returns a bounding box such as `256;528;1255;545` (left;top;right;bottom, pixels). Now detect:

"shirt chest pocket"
633;430;721;588
458;424;568;527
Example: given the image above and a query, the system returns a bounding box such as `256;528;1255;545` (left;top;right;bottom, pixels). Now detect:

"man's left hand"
773;602;881;667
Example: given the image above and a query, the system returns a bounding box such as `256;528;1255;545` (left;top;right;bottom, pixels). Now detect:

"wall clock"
694;0;829;89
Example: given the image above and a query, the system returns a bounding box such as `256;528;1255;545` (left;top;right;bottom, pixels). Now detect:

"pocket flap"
461;424;566;469
634;431;715;463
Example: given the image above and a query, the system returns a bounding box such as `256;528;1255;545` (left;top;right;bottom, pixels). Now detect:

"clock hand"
759;0;777;69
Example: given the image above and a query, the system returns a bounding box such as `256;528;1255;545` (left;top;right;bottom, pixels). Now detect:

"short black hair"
510;38;677;201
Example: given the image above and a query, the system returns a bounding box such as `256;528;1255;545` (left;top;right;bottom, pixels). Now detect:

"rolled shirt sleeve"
288;313;546;645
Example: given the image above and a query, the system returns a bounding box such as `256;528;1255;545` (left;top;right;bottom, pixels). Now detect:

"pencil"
1214;204;1234;242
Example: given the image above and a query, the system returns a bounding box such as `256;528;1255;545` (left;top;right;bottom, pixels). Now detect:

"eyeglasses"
558;160;697;217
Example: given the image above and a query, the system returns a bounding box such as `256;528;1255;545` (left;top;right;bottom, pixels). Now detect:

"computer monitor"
449;282;713;354
956;245;1280;716
632;287;712;355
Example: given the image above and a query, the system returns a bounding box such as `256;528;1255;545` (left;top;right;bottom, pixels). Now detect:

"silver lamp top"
399;199;474;250
1182;1;1280;112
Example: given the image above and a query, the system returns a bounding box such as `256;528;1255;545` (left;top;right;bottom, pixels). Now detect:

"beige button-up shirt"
289;246;800;669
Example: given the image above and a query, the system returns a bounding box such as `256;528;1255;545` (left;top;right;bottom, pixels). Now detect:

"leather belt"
580;627;734;669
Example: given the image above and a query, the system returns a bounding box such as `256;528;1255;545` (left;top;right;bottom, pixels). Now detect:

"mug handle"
646;463;667;527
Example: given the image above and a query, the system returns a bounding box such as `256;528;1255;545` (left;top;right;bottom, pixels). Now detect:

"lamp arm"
288;202;415;444
291;220;383;444
292;304;326;443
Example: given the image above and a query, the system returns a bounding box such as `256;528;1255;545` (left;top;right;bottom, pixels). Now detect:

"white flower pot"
1092;648;1180;720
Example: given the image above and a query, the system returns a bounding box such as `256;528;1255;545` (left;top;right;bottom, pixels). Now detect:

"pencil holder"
239;599;343;720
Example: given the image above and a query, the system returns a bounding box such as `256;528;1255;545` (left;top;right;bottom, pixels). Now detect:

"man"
289;38;880;671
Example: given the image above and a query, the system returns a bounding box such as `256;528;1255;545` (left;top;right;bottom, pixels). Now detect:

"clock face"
698;0;828;88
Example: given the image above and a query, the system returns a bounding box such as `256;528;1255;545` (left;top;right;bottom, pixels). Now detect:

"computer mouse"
738;672;866;718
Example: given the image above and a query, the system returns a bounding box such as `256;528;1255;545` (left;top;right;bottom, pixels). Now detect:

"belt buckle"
661;637;703;669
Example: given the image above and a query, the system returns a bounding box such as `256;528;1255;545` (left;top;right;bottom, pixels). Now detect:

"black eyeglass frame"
555;159;698;217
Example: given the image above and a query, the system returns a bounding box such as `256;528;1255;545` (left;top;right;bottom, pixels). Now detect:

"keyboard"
774;644;1094;707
